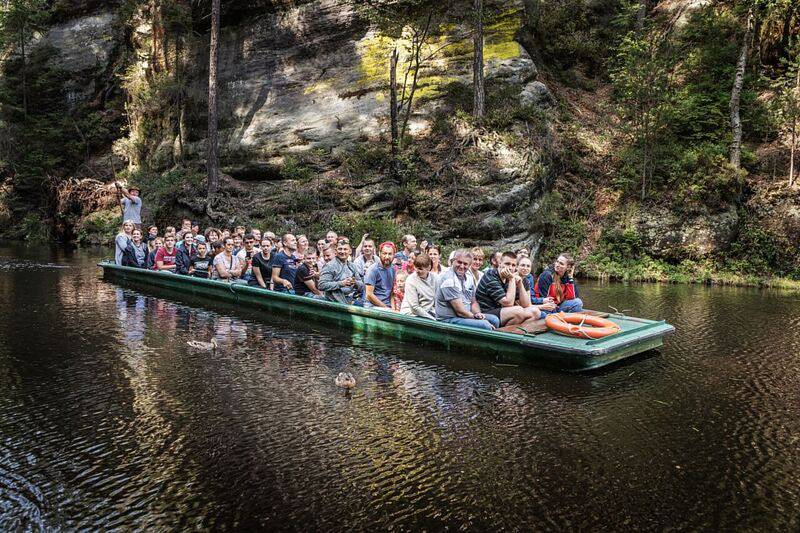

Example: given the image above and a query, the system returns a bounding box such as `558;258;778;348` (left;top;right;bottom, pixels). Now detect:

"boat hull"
100;263;675;372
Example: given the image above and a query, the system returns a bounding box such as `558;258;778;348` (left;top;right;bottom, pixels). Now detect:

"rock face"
519;81;554;108
634;205;740;259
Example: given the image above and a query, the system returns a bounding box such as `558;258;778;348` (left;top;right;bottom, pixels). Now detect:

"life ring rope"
545;313;621;340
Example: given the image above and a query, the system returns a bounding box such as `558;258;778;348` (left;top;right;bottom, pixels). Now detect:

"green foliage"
280;156;314;181
76;208;120;245
329;213;434;245
726;222;800;278
20;212;49;242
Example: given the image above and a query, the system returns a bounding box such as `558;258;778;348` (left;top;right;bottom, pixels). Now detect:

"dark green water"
1;244;799;530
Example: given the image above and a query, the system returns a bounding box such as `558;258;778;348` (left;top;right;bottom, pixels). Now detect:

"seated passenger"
115;220;134;265
352;238;376;277
434;249;499;330
294;250;324;297
475;251;534;326
236;233;258;284
469;246;485;283
175;232;197;275
250;228;262;243
154;235;179;272
425;244;443;275
121;229;148;268
250;237;273;289
484;251;501;273
146;225;159;250
316;243;333;272
399;252;438;319
325;230;338;245
318;239;364;305
535;253;583;313
148;237;164;270
205;227;220;244
394;234;416;267
164;226;176;238
176;218;192;240
296;234;309;260
271;233;299;293
212;237;243;280
192;221;205;244
391;270;408;311
518;257;556;312
232;233;243;255
364;242;397;309
189;242;212;278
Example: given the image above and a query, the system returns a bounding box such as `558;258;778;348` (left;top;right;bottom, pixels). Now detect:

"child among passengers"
392;270;408;311
189;242;212;278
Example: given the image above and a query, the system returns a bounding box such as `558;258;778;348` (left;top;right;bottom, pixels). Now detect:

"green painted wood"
99;262;675;372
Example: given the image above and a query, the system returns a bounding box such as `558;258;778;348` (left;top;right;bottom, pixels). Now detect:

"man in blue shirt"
365;242;397;309
116;183;142;229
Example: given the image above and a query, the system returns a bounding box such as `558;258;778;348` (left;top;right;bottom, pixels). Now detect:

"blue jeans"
440;314;500;330
539;298;584;318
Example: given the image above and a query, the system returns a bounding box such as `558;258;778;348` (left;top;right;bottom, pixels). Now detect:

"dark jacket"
175;244;197;275
121;242;149;269
535;267;579;304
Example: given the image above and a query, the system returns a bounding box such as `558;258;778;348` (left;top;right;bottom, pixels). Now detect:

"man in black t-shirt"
293;250;323;296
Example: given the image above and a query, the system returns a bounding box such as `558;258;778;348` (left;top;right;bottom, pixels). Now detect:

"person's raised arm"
499;272;517;307
354;233;368;259
517;276;532;307
116;182;133;201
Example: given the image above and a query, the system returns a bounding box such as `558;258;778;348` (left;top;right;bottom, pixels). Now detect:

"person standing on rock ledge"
115;183;142;230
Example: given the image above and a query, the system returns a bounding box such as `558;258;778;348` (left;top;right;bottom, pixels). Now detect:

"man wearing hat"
116;183;143;230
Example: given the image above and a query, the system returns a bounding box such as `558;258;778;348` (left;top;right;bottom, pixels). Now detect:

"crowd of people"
113;200;583;332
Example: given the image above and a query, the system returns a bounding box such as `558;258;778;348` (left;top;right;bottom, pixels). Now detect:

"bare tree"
206;0;220;202
730;10;753;169
390;48;400;179
472;0;484;122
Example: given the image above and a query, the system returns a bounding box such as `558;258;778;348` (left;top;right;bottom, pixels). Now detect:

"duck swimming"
187;338;218;351
335;372;356;389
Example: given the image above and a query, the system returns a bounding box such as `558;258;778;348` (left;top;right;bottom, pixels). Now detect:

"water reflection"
0;245;799;530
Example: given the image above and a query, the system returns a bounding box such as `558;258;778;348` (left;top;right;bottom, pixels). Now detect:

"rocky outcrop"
634;205;740;259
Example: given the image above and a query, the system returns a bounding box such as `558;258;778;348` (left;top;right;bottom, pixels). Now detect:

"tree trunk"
399;11;433;149
390;48;400;180
206;0;221;200
20;30;27;118
472;0;485;122
635;0;648;31
790;66;799;187
729;11;753;169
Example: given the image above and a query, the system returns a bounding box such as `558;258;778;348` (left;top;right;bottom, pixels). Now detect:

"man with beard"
364;242;397;309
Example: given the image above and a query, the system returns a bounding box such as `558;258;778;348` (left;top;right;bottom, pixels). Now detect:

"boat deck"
100;262;675;372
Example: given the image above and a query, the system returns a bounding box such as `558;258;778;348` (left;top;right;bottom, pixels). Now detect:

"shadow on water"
0;244;799;530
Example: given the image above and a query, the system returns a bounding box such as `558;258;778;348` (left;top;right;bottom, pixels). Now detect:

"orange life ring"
545;313;621;339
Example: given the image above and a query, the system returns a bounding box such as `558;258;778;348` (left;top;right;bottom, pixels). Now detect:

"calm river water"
0;244;799;530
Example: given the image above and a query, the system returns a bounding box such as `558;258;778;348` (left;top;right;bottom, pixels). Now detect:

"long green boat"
100;261;674;372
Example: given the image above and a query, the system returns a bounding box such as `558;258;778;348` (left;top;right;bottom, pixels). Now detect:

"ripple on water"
1;248;800;530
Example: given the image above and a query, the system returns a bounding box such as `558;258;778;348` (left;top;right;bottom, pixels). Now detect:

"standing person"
425;244;443;275
353;238;376;277
364;242;397;309
189;242;212;278
434;249;499;330
469;246;485;283
294;250;324;297
175;232;197;275
115;220;134;265
148;237;164;270
212;237;243;280
251;237;273;289
116;184;142;229
394;234;417;266
318;239;364;305
236;233;258;284
475;251;533;326
121;229;149;268
535;253;583;313
154;235;179;272
400;252;438;319
271;233;299;293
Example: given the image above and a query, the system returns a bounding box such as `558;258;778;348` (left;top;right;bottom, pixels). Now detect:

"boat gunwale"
99;261;674;360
